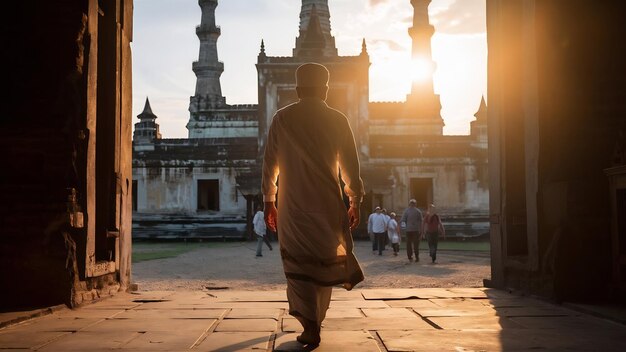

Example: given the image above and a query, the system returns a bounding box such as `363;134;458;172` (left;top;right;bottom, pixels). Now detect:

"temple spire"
189;0;225;112
293;0;337;58
405;0;442;124
139;97;155;118
474;96;487;121
408;0;437;99
134;97;161;143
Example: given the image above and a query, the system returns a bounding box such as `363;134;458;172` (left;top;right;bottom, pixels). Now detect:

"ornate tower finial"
360;38;368;56
258;39;267;63
293;0;337;57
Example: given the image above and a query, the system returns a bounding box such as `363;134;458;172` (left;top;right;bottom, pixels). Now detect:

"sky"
132;0;487;137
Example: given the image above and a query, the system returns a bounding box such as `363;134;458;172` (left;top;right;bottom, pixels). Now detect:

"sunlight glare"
411;57;434;83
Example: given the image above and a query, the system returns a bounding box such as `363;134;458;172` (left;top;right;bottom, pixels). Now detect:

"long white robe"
262;98;365;290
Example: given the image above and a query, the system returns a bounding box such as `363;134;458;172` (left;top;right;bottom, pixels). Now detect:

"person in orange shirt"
422;204;446;264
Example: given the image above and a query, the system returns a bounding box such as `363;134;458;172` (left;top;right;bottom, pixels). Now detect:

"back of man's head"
295;62;329;100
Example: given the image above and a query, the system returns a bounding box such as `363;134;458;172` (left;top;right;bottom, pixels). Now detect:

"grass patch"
436;241;490;251
132;241;235;263
397;240;490;251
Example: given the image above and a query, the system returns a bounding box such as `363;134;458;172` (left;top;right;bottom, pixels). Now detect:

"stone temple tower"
186;0;258;140
187;0;226;137
406;0;443;133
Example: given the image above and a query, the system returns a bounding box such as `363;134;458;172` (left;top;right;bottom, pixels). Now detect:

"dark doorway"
410;178;433;209
132;180;138;212
197;179;220;211
618;189;626;284
95;0;119;263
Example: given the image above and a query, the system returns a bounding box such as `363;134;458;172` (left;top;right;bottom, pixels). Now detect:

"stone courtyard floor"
1;287;626;351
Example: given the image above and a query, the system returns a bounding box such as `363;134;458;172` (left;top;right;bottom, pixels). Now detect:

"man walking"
263;63;365;346
400;199;423;262
253;205;272;257
423;204;446;263
367;207;387;255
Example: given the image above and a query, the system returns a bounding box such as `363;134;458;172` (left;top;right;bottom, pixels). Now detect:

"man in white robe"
262;62;365;346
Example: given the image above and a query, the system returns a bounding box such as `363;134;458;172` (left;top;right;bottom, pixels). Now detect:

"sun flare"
410;57;434;83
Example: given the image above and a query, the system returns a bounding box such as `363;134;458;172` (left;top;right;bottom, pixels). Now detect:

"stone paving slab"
37;330;141;351
215;318;278;332
132;300;222;310
80;316;216;333
0;329;69;349
53;309;127;319
361;289;430;300
325;307;364;318
509;315;621;330
274;331;380;352
430;298;489;308
226;308;282;320
330;289;364;300
79;302;141;310
197;301;290;309
493;306;573;317
426;314;524;330
479;297;551;308
329;299;390;308
379;329;538;351
283;316;434;332
362;308;419;319
7;315;104;332
196;331;272;351
361;288;471;300
413;306;497;317
323;317;434;331
214;290;287;302
444;287;490;298
114;308;226;319
282;318;304;332
119;330;206;351
384;299;440;309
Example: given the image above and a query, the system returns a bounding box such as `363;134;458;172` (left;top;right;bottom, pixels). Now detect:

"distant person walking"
253;205;272;257
400;199;423;262
382;208;391;250
367;208;378;252
423;204;445;264
368;207;388;255
387;212;401;256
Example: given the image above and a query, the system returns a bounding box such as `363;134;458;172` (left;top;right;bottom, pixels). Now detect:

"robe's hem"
284;271;364;289
281;249;347;267
285;272;348;287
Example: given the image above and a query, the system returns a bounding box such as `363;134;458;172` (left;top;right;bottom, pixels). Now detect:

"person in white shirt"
253;205;272;257
367;207;388;256
382;208;391;250
367;208;378;252
387;212;401;256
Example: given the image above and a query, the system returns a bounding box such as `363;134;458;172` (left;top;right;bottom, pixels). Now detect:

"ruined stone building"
2;0;624;311
132;0;489;239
